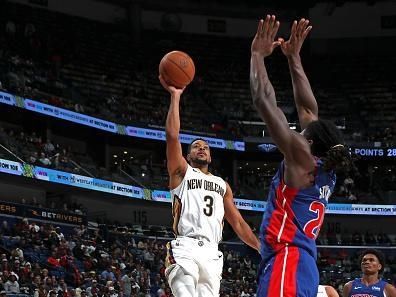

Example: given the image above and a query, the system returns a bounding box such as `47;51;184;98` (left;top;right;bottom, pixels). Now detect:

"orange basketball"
159;51;195;89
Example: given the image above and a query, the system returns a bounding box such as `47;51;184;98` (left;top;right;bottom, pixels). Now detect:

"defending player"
159;75;260;297
343;249;396;297
250;15;353;297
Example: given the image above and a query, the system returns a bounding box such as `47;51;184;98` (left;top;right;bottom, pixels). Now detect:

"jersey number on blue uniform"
303;201;325;239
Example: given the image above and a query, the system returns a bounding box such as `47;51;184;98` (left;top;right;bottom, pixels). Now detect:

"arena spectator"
4;272;20;293
100;267;116;282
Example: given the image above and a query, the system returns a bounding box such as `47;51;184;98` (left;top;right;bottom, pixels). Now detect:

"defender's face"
188;140;211;165
361;254;382;274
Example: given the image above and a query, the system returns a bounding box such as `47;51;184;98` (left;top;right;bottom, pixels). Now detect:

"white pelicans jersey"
170;164;227;244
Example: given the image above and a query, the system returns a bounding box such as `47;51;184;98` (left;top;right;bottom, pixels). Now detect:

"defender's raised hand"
251;15;281;58
279;18;312;57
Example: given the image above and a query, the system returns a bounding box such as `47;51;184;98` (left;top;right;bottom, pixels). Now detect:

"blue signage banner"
0;91;244;151
23;99;118;133
326;203;396;215
352;147;396;158
0;159;24;175
233;198;267;212
0;91;16;106
152;190;172;202
1;157;396;215
232;200;396;216
1;158;395;215
125;127;245;151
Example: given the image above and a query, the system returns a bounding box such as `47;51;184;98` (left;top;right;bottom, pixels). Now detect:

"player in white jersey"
159;75;260;297
318;285;339;297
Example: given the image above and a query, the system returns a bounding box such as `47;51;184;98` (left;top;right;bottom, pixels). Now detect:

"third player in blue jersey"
343;249;396;297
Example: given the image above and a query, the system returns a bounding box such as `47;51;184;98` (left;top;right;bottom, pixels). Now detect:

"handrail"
69;159;95;177
119;168;148;189
0;143;26;163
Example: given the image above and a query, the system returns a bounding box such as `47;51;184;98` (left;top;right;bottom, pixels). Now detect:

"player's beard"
191;157;209;165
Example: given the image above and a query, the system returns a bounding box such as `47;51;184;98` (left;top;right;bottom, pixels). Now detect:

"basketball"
159;51;195;89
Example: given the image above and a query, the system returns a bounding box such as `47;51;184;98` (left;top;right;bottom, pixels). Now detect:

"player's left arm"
223;182;260;252
342;281;352;297
325;285;340;297
279;18;318;130
385;283;396;297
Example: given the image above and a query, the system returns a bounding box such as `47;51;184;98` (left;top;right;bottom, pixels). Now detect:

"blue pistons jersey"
259;158;336;262
256;158;337;297
349;278;387;297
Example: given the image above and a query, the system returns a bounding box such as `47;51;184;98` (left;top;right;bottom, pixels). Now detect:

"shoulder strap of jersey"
351;278;360;287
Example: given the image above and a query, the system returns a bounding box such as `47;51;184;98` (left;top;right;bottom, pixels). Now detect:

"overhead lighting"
124;151;128;154
130;156;134;159
141;173;145;177
113;155;117;158
122;159;125;162
114;161;118;165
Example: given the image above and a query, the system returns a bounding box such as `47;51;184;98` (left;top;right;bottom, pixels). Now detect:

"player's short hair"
359;248;385;274
303;119;355;174
187;138;209;154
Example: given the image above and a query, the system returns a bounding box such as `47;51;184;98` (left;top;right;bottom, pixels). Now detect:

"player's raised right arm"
250;16;315;175
250;16;300;156
250;16;291;153
160;76;188;187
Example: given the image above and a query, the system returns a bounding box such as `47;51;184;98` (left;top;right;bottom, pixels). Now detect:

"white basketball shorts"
165;236;223;297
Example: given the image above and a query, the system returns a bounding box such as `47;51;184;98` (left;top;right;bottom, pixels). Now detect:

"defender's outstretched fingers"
297;18;306;36
290;20;298;42
270;21;280;41
302;26;313;39
262;15;270;36
299;19;310;36
257;19;264;38
267;15;276;38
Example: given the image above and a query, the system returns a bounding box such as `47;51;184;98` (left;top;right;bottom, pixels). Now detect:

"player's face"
361;254;382;275
188;140;211;165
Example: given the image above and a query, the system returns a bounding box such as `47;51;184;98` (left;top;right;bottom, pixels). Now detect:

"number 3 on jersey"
303;201;325;239
203;195;214;216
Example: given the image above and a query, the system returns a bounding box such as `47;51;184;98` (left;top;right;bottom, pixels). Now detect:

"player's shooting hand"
279;18;312;58
159;75;185;98
251;15;281;58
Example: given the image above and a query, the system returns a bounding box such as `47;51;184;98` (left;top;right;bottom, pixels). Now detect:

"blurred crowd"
0;213;395;297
